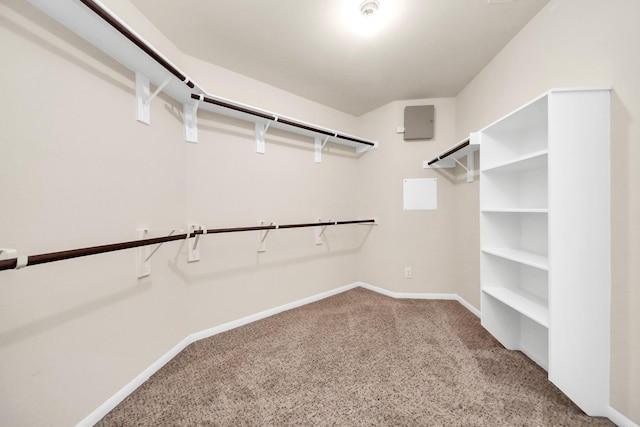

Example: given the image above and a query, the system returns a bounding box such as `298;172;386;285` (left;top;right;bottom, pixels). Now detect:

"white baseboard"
608;405;640;427
76;281;479;426
188;282;359;342
75;282;359;426
356;281;480;317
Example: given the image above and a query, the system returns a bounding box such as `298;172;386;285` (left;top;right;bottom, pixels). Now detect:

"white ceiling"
129;0;548;116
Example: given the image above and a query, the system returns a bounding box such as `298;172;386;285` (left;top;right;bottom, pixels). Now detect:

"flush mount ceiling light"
341;0;393;37
360;0;380;17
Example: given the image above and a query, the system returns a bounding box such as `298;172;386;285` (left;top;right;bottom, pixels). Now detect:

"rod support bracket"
136;228;183;278
184;96;201;143
136;73;151;124
187;224;205;262
315;219;331;245
255;122;270;154
258;221;277;252
136;229;151;278
314;136;331;163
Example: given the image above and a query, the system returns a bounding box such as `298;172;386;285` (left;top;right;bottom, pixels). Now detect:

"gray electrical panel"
404;105;434;140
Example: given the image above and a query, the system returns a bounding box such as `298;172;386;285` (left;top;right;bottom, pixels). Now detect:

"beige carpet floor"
96;287;614;426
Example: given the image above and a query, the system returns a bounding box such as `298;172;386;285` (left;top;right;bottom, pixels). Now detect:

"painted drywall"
0;2;371;426
0;2;188;425
455;0;640;422
179;54;374;333
356;98;459;294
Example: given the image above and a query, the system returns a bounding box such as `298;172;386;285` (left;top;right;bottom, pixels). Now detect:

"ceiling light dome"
360;0;380;17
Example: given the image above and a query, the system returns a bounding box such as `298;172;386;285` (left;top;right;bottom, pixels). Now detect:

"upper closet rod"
0;219;375;272
193;94;376;147
79;0;194;89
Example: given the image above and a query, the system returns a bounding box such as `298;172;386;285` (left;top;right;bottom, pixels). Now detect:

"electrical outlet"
404;267;413;279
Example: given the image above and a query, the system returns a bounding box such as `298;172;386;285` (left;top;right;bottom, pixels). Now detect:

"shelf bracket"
184;96;200;143
466;150;475;183
147;77;171;105
136;73;151;124
255;122;271;154
314;136;330;163
423;134;478;183
135;74;171;124
450;152;475;182
425;153;475;183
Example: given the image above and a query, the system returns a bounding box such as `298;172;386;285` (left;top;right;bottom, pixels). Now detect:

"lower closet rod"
0;219;375;272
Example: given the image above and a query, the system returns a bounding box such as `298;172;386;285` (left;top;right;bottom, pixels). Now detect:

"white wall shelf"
481;150;548;174
482;286;549;327
481;247;549;270
423;133;480;182
27;0;377;159
479;87;611;417
481;208;548;213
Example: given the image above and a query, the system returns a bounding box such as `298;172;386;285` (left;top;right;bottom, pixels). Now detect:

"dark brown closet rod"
0;219;375;272
79;0;195;88
427;139;470;166
192;94;376;147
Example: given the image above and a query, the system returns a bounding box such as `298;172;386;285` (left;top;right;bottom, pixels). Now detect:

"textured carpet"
96;288;614;426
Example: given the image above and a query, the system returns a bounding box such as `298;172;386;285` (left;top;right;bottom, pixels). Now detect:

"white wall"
356;98;458;293
1;0;638;425
455;0;640;423
0;2;369;425
0;2;187;424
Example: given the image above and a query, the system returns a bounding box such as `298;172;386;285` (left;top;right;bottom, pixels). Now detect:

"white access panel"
403;178;437;210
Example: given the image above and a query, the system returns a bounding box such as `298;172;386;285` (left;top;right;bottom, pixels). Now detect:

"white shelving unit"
479;88;611;416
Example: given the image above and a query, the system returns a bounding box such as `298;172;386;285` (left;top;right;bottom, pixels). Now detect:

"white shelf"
481;208;548;213
481;150;548;174
482;247;549;270
482;287;549;327
424;133;480;183
425;136;479;169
